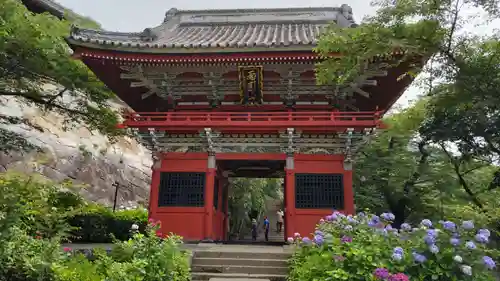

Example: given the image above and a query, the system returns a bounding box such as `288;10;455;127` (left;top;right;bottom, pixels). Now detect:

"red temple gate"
66;5;416;241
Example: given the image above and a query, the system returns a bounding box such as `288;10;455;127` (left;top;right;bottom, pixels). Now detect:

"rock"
0;94;151;207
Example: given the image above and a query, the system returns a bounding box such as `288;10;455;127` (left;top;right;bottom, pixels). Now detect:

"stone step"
209;278;269;281
192;264;288;275
194;250;291;260
192;257;287;267
191;272;286;281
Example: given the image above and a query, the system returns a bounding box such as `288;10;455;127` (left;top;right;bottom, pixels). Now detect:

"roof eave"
66;38;317;54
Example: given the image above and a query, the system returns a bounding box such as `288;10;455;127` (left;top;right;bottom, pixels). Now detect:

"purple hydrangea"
392;253;403;261
483;256;496;269
302;237;312;244
381;212;395;221
393;247;404;255
325;215;335;221
314;230;323;236
478;228;491;237
424;229;438;245
357;212;366;218
450;237;460;246
400;223;412;231
344;225;353;231
475;233;489;244
461;220;474;230
465;241;476;250
429;244;439;254
341;235;352;243
412;252;427;263
313;234;324;245
442;221;457;232
373;268;390;280
421;219;433;227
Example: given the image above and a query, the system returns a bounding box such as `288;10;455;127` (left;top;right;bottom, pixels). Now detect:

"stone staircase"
190;244;291;281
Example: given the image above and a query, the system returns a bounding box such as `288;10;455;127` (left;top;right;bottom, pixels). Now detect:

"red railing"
119;111;383;131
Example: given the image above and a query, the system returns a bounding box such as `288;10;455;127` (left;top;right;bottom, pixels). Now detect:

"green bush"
288;211;498;281
68;205;148;243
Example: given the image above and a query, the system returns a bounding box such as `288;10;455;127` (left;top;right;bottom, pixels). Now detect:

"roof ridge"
175;6;343;14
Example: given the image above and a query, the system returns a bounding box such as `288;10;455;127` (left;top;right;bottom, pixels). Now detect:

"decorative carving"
280;128;301;155
200;128;221;154
140;28;158;42
164;8;179;23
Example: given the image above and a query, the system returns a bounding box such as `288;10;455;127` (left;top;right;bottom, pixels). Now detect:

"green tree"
317;0;500;227
0;0;122;152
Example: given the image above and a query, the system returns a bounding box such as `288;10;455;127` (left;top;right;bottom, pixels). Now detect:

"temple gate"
66;5;416;241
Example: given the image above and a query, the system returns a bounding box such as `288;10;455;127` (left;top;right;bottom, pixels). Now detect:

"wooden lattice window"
158;172;205;207
295;173;344;209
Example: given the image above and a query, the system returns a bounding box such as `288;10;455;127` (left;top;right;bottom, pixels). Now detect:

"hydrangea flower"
461;220;474;230
341;236;352;243
465;241;477;250
400;223;412;231
381;212;395;221
392;253;403;261
478;228;491;237
475;233;489;243
421;219;432;228
450;237;460;246
319;218;325;224
483;256;496;269
287;237;294;244
412;252;427;263
344;225;353;231
460;265;472;276
453;255;463;263
373;268;390;280
442;221;456;232
294;232;301;238
393;247;404;255
388;273;410;281
429;244;439;254
313;234;324;245
302;237;311;244
314;230;323;236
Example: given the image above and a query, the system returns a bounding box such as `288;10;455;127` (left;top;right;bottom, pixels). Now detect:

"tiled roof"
22;0;65;19
68;5;357;51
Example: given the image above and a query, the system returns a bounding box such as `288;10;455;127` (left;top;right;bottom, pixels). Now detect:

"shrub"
52;222;191;281
68;205;148;243
288;211;498;281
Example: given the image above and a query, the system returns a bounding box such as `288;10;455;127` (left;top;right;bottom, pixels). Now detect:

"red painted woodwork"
291;154;354;238
149;153;209;241
284;168;296;240
121;111;383;132
204;168;216;240
74;47;323;63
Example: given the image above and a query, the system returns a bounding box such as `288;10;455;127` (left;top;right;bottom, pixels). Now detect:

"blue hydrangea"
421;219;432;227
461;220;474;230
450;237;460;246
442;221;457;232
393;247;404;255
412;252;427;263
314;230;323;236
302;237;312;244
392;253;403;261
400;223;412;231
313;234;324;245
465;241;476;250
478;229;491;238
475;233;489;244
483;256;496;269
429;244;440;254
381;212;395;221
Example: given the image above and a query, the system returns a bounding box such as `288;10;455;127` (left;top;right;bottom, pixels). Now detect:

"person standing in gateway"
263;216;270;241
276;209;284;233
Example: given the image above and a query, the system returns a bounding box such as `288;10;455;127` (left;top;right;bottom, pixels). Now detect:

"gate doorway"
217;159;285;244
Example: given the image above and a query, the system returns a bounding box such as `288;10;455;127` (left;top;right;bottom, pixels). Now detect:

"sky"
54;0;497;111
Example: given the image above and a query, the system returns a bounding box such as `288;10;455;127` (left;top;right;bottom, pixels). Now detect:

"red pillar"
204;154;216;241
148;155;161;221
284;154;296;240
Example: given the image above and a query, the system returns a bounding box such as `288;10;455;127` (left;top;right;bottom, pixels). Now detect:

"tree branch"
439;143;484;209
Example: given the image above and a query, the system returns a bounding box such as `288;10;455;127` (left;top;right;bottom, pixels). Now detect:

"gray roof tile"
69;5;357;50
